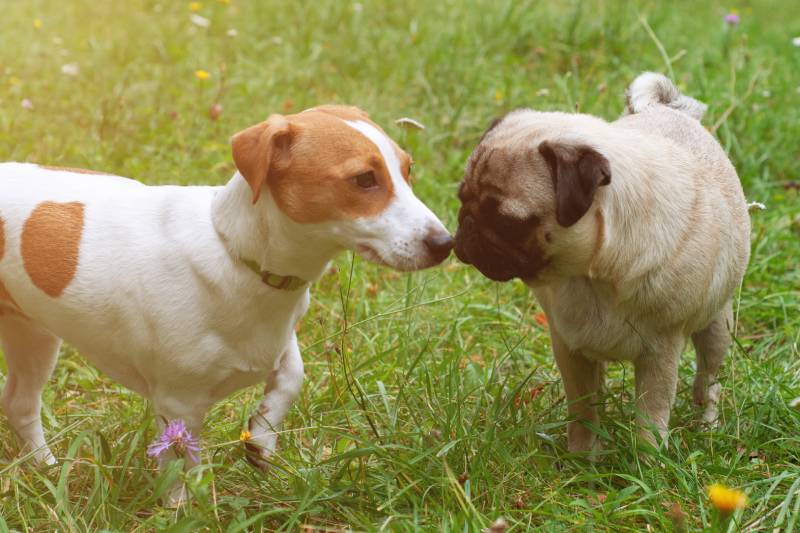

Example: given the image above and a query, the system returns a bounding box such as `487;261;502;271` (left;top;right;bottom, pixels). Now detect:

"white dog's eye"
354;171;378;189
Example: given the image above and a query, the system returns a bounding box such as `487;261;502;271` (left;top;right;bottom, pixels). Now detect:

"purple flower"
724;12;740;25
147;419;200;463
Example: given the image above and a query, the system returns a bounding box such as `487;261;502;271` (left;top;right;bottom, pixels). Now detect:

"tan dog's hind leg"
633;340;681;449
246;334;304;469
552;329;604;455
0;315;61;465
692;305;732;426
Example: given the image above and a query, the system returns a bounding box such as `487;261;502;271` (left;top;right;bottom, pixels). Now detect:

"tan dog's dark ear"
538;140;611;227
231;114;292;203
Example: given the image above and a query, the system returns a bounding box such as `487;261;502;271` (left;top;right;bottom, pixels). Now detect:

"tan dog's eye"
354;171;378;189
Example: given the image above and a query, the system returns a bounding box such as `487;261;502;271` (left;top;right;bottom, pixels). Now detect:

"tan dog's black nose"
424;231;454;263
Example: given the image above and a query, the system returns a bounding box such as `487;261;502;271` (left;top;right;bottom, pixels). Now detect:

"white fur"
342;120;448;270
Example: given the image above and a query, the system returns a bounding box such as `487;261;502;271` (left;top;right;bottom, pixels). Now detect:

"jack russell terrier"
0;105;453;495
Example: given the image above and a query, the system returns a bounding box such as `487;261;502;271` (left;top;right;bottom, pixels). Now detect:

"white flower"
792;37;800;47
747;201;766;212
21;99;34;110
190;14;210;28
226;28;238;37
271;36;283;45
60;63;79;76
353;2;363;12
536;88;550;97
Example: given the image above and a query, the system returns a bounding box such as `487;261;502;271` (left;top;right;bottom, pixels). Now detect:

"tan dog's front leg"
246;334;304;469
633;343;681;448
551;329;604;455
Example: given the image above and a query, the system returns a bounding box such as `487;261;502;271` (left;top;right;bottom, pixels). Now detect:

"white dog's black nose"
424;231;454;263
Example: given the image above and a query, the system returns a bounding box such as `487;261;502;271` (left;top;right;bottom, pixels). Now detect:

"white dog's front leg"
246;334;304;469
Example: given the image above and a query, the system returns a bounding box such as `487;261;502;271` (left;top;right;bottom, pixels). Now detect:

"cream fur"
458;74;751;452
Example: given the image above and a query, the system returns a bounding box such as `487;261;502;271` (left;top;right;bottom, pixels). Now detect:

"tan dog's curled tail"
624;72;707;120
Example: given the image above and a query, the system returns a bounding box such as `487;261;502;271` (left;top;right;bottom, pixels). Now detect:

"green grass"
1;0;799;530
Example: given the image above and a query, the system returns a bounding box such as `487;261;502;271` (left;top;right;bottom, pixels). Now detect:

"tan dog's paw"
567;422;602;459
695;382;722;428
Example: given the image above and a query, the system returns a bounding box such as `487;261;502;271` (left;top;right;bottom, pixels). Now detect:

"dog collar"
241;258;309;291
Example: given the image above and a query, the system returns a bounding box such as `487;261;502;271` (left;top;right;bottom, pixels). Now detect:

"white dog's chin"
356;244;432;272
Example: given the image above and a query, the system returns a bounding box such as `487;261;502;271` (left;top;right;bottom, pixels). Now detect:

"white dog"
0;105;453;498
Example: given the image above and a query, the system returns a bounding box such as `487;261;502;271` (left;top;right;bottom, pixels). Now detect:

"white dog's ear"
538;140;611;227
231;114;292;203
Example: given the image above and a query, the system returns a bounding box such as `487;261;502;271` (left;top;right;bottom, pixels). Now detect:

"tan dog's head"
231;105;453;271
454;110;611;283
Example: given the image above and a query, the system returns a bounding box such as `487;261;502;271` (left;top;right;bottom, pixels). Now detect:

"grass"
1;0;799;530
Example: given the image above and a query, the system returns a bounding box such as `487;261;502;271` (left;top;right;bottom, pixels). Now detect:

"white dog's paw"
21;442;56;466
164;483;189;508
243;430;278;470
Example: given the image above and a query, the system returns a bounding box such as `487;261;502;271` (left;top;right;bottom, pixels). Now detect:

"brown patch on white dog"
232;107;409;223
22;201;85;297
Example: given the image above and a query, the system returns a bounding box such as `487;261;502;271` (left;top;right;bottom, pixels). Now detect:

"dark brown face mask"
454;190;548;282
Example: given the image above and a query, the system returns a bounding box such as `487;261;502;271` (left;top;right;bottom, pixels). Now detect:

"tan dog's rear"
454;73;750;452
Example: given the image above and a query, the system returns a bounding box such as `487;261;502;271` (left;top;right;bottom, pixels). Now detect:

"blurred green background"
1;1;798;531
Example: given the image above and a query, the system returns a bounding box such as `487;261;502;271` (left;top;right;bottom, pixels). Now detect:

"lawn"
1;0;799;531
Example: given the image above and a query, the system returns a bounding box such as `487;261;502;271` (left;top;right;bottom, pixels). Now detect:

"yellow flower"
194;69;210;80
239;430;252;441
708;484;747;515
8;76;21;86
33;19;43;29
189;2;202;11
494;89;504;102
218;0;231;4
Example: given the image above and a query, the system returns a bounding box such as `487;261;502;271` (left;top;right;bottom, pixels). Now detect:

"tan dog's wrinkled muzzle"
454;208;547;282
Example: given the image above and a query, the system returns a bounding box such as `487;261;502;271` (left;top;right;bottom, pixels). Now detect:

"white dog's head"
231;105;452;272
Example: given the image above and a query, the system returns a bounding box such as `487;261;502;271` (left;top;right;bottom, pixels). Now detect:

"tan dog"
454;73;750;452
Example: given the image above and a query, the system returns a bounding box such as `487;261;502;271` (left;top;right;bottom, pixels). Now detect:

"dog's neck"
211;173;340;284
587;139;698;288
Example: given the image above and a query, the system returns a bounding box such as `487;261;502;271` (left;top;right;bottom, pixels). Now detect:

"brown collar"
241;258;309;291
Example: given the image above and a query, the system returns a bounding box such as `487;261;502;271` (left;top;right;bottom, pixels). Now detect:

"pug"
454;72;751;452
